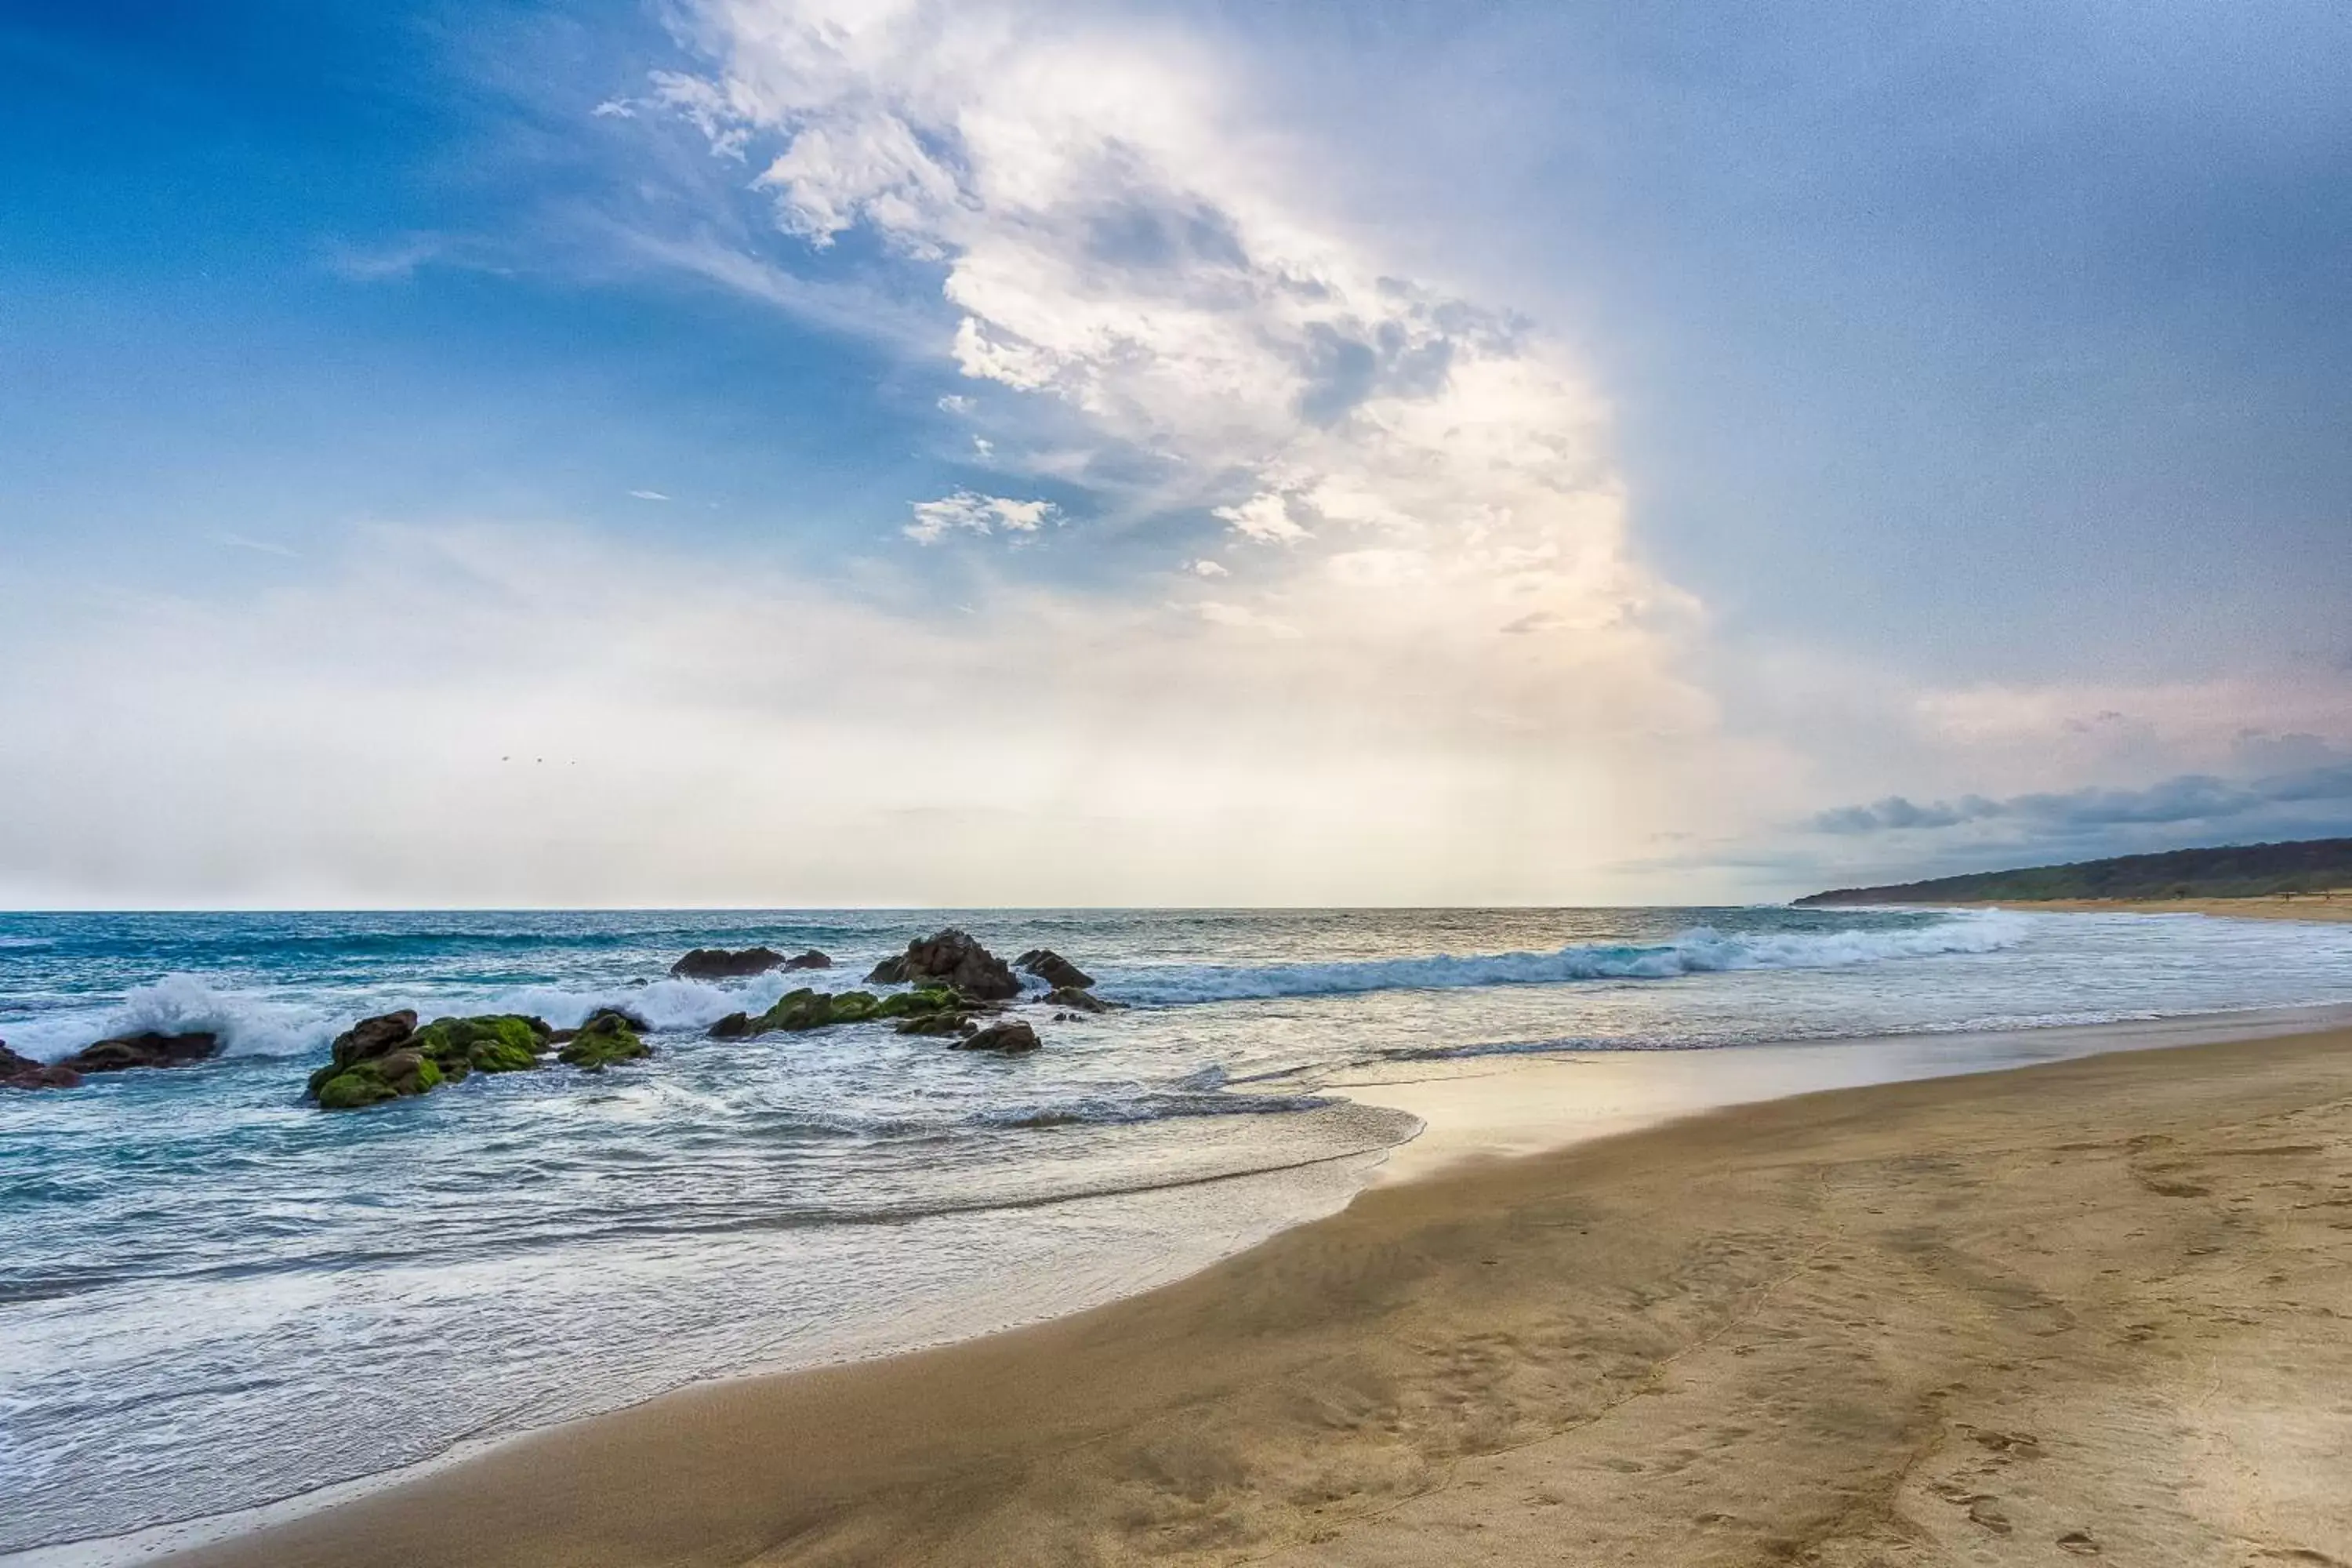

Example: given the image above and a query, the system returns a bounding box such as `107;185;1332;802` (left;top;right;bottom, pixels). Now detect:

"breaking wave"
1104;912;2030;1006
6;975;336;1063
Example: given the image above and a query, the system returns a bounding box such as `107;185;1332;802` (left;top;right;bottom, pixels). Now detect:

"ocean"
5;904;2352;1558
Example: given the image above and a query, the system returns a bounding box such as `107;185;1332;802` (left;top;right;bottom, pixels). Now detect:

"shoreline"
1820;895;2352;923
102;1004;2352;1567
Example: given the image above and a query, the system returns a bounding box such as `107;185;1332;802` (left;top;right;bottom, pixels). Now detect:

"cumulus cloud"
905;489;1060;543
608;0;1722;877
648;0;1689;631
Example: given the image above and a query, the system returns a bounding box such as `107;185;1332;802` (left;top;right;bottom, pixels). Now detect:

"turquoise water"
5;904;2351;1554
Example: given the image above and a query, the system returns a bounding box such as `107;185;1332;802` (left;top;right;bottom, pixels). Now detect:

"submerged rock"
1043;986;1119;1014
60;1031;222;1076
0;1042;82;1091
733;985;969;1038
670;946;788;980
1016;949;1095;991
953;1020;1041;1054
864;929;1021;1001
556;1012;650;1072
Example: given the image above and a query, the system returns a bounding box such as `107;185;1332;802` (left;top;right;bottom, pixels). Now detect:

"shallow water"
5;905;2352;1553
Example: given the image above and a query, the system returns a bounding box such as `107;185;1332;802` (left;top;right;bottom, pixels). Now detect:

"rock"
953;1021;1041;1054
1043;986;1118;1014
310;1010;550;1107
0;1042;82;1091
738;985;967;1037
895;1011;967;1036
670;947;788;980
708;1011;753;1040
313;1047;445;1111
60;1031;222;1076
587;1005;653;1033
1016;949;1095;990
328;1010;417;1069
557;1013;650;1072
783;950;833;970
753;988;870;1033
409;1014;550;1078
865;929;1021;1001
316;1062;405;1110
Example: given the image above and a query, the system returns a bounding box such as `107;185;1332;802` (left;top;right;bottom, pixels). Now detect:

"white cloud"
1189;558;1228;578
906;489;1060;543
1214;492;1307;543
629;489;672;501
632;1;1722;851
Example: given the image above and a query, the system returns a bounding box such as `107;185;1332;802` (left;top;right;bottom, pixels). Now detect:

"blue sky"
3;0;2348;906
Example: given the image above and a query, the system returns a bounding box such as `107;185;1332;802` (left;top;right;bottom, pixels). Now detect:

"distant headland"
1795;837;2352;916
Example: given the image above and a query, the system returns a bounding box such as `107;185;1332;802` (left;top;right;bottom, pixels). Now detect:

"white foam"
9;976;332;1063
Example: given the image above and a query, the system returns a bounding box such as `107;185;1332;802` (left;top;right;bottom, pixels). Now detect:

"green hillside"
1795;838;2352;906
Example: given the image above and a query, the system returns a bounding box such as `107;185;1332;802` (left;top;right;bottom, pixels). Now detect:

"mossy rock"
313;1050;442;1111
735;985;967;1038
557;1014;650;1072
752;989;869;1033
893;1011;970;1036
875;986;962;1019
412;1014;550;1077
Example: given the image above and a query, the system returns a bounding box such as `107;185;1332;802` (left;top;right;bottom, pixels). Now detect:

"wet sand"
173;1025;2352;1568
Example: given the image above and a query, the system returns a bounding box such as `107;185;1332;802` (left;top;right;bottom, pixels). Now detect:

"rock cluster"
669;947;833;980
865;929;1021;1000
306;1007;651;1109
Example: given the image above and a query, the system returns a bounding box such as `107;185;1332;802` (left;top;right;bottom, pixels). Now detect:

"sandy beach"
1939;896;2352;924
158;1022;2352;1568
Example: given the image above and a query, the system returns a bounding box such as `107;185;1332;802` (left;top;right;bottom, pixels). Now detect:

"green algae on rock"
412;1014;551;1078
555;1012;650;1072
312;1046;443;1109
744;985;967;1037
309;1008;559;1109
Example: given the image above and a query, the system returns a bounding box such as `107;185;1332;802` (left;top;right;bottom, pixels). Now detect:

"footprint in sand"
2056;1530;2101;1555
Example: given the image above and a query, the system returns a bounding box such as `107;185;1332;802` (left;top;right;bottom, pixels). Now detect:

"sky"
2;0;2348;908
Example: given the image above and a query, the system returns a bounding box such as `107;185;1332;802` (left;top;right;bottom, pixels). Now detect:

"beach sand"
174;1027;2352;1568
1944;895;2352;923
